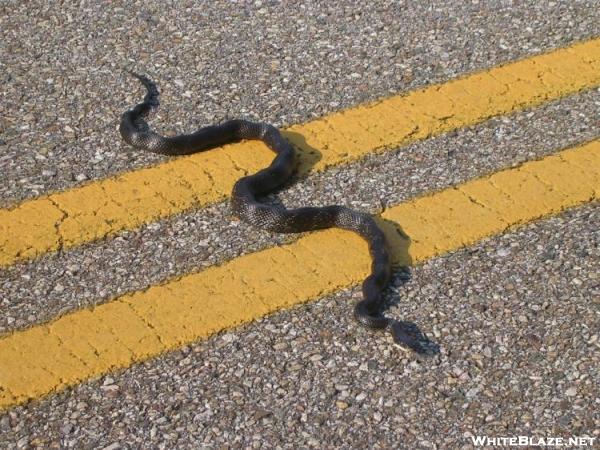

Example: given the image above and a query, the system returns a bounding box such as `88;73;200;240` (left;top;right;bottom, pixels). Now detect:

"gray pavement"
1;1;599;206
1;88;599;335
1;204;598;449
0;1;599;449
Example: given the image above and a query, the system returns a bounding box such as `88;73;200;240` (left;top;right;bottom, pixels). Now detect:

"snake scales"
119;73;428;353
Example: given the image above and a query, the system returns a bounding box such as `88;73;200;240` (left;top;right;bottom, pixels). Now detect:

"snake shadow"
376;218;440;356
281;131;440;356
281;130;323;177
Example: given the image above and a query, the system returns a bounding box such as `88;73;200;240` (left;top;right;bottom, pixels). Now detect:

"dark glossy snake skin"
120;73;427;353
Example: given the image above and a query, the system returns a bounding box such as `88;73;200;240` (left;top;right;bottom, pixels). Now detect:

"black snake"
119;73;430;353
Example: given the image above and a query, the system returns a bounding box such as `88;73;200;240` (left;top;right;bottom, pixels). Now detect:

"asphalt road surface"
1;1;599;449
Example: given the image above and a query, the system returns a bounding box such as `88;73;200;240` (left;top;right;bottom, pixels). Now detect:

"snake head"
390;321;440;356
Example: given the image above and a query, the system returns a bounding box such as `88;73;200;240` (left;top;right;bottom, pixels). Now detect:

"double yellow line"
0;38;599;409
1;38;599;267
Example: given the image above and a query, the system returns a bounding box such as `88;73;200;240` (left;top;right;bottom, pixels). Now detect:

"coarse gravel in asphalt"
1;87;598;334
0;202;597;449
1;1;599;448
1;0;599;206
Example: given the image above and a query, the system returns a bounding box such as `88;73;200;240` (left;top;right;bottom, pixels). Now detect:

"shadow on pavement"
377;217;440;356
263;131;440;356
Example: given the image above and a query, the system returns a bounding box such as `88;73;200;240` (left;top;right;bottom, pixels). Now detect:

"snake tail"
120;72;428;353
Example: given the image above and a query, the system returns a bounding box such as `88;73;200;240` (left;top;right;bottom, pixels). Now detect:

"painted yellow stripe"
1;140;598;409
1;38;599;267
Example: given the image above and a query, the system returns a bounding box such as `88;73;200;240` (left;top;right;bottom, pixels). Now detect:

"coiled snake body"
120;73;426;353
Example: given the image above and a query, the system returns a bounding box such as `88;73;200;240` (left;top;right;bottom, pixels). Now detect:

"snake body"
120;73;426;353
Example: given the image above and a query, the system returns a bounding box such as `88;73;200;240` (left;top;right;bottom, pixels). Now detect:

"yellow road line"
1;140;598;410
1;38;599;267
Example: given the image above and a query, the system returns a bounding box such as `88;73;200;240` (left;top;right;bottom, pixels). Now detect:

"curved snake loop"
120;72;431;353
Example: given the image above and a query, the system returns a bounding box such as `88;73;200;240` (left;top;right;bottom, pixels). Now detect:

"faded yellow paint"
1;38;600;266
1;139;598;410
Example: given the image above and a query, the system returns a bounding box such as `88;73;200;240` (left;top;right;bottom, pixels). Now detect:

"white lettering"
470;435;596;447
471;436;487;446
